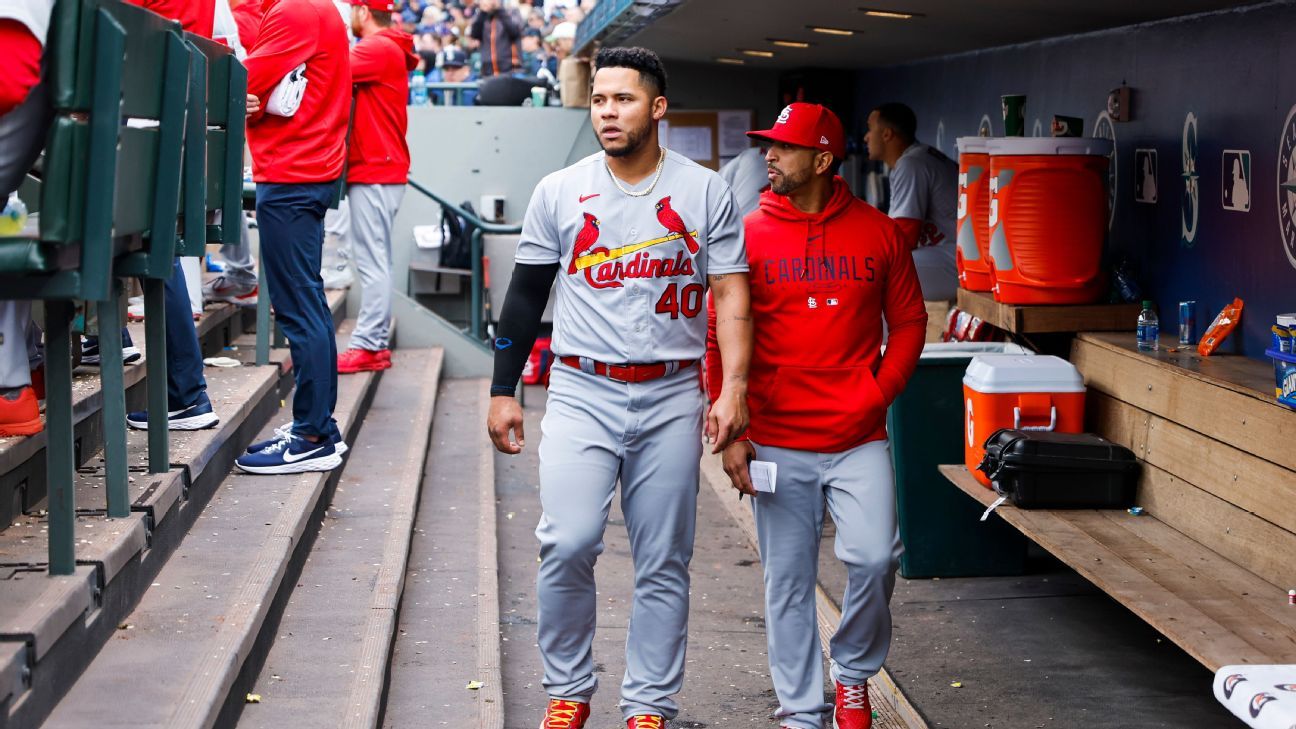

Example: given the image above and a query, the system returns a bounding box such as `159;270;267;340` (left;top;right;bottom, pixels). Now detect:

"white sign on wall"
1221;149;1252;212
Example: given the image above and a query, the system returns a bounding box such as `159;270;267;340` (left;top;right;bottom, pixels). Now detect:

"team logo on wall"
1277;104;1296;270
1031;118;1043;137
1135;149;1157;204
1181;112;1200;247
978;114;993;137
936;119;946;154
1093;111;1117;230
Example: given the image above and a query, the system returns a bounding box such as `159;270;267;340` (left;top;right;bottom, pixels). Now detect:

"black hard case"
976;429;1140;509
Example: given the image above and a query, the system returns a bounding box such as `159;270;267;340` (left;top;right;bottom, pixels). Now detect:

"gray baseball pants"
750;439;903;729
0;301;40;390
218;213;257;286
535;361;705;721
345;184;403;351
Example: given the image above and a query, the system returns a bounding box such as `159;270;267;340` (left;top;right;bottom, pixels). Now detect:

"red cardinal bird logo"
569;212;601;275
655;196;699;254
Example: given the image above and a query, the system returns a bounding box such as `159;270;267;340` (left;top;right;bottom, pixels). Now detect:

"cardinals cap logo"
776;106;792;125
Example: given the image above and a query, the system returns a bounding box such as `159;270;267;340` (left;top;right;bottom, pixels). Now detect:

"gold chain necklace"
604;147;666;198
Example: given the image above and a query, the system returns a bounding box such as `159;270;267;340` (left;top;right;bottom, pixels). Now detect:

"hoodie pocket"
757;365;887;444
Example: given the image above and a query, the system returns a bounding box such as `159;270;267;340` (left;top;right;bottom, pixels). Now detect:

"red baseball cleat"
539;698;590;729
0;387;43;437
337;348;392;374
833;680;872;729
627;715;665;729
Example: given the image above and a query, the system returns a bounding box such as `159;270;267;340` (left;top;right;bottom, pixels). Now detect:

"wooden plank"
1071;335;1295;471
475;381;503;729
1062;510;1296;663
956;289;1142;334
1089;392;1296;536
1136;463;1296;592
938;465;1271;671
1080;331;1278;396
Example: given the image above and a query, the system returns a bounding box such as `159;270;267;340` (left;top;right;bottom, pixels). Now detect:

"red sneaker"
539;698;590;729
0;387;43;437
833;680;872;729
337;348;392;374
627;716;665;729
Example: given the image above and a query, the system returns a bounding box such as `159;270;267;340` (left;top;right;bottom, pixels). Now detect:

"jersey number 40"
655;283;704;319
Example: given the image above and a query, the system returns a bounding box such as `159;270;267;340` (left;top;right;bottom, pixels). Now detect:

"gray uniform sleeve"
888;156;929;221
514;179;561;265
704;180;748;276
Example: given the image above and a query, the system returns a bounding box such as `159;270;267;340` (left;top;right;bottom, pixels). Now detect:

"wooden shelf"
956;288;1142;334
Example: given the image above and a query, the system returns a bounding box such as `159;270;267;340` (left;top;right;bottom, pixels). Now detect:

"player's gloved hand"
721;441;757;497
487;396;526;454
706;388;749;454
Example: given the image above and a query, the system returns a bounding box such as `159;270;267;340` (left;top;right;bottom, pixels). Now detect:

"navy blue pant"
255;182;339;441
164;259;207;409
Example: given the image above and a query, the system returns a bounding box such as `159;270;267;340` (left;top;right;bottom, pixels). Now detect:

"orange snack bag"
1197;298;1244;356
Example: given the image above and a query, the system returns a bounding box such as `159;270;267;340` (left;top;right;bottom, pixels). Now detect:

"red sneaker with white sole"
337;348;392;374
833;680;871;729
539;698;590;729
627;715;665;729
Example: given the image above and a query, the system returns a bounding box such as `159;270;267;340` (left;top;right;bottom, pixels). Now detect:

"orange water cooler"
956;137;994;291
963;354;1086;488
987;138;1112;304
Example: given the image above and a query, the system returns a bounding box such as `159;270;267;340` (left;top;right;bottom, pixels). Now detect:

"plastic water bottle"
1137;300;1159;352
410;70;429;107
0;192;27;236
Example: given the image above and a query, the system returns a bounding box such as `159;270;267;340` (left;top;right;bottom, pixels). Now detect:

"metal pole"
98;281;130;517
44;301;76;575
256;244;270;365
471;229;483;341
144;278;169;473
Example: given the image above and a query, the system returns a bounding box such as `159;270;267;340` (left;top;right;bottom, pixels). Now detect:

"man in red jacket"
705;103;927;729
336;0;417;373
235;0;353;474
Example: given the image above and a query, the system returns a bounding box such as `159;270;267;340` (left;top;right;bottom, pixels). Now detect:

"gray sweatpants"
218;213;257;285
346;184;404;351
0;301;40;390
750;439;903;729
535;361;705;721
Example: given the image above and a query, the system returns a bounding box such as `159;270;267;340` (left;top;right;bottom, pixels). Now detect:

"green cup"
1002;94;1026;136
530;86;547;107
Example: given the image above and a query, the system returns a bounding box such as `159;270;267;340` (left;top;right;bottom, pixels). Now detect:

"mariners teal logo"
1181;112;1200;247
1093;111;1117;230
1277;104;1296;270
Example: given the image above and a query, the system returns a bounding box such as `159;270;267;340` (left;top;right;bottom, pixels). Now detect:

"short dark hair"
593;46;668;97
872;102;917;143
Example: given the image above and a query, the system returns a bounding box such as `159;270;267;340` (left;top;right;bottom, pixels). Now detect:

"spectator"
546;19;575;61
429;44;476;105
520;27;552;76
236;0;352;474
468;0;521;77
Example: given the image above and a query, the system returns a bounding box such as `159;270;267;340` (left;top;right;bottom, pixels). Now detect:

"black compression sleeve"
490;262;560;397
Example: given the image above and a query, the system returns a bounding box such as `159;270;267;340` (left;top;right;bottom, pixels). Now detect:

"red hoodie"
706;179;928;453
243;0;351;184
126;0;216;39
348;26;417;185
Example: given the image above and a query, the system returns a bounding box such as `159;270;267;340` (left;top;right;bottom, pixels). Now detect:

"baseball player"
706;103;927;729
865;102;959;302
335;0;418;373
486;47;753;729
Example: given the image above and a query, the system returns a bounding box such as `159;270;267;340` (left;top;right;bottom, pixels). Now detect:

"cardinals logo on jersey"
655;196;699;254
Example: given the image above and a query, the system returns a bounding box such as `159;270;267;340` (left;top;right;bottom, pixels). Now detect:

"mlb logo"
827;298;839;306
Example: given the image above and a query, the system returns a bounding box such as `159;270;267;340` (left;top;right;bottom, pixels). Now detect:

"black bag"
439;200;478;270
977;429;1140;509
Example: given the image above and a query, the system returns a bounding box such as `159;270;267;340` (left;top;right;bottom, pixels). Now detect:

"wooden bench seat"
941;331;1296;673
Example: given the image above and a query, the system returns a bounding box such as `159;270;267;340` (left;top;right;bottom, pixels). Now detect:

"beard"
601;120;652;158
769;165;812;196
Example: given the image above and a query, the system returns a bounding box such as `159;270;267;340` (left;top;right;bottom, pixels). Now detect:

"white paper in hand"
749;460;777;494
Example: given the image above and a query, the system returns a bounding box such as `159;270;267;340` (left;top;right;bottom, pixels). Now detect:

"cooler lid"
987;137;1114;157
956;136;989;155
963;354;1085;393
918;342;1032;360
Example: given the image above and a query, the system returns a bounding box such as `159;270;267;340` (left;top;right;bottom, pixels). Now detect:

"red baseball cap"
351;0;396;11
747;103;846;160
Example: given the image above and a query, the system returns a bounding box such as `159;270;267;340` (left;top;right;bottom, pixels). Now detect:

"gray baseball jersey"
888;142;959;249
515;149;748;363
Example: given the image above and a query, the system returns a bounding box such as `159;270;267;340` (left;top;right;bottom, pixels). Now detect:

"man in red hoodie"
336;0;417;373
235;0;353;474
705;103;927;729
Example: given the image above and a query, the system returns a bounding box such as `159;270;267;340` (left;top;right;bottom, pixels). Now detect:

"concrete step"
0;293;346;727
42;322;382;729
234;350;448;729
